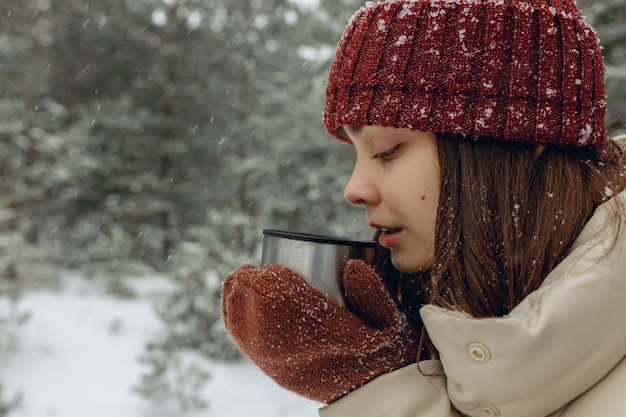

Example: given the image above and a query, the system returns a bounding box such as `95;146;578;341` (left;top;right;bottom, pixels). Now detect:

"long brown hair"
428;135;625;318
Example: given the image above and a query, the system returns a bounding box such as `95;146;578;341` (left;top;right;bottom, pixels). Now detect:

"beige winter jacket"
320;188;626;417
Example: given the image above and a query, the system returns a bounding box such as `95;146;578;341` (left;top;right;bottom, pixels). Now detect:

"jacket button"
468;342;491;362
480;404;500;416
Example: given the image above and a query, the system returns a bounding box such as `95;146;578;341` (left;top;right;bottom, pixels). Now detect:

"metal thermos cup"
261;229;377;306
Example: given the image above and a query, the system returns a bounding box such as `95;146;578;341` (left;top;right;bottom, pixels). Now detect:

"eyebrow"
337;125;363;139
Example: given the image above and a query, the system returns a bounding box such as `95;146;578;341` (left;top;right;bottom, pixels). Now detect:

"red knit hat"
323;0;607;150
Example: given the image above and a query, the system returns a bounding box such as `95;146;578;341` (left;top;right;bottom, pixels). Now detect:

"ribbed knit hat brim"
323;0;606;150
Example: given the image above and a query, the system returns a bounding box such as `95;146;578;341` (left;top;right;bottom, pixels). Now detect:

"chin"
391;259;422;273
391;253;434;273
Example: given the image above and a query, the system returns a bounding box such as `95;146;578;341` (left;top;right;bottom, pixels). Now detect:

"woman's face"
343;126;440;272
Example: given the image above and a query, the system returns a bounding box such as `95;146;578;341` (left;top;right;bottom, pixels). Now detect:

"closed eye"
372;144;402;161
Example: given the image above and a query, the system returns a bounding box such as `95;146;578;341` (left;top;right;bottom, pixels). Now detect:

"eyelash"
372;144;402;161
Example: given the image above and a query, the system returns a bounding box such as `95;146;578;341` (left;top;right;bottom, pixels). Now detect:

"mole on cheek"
421;195;426;200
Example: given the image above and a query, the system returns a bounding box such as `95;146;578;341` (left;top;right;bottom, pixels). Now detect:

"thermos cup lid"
262;229;376;248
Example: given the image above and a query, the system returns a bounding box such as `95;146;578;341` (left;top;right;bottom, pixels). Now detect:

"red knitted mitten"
221;259;419;404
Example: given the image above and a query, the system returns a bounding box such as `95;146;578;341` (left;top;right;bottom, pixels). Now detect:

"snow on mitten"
221;259;419;404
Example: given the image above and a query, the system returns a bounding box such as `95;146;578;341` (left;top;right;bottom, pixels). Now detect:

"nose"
343;161;379;206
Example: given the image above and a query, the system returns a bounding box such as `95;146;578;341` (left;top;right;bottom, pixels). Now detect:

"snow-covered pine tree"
133;0;368;409
580;0;626;132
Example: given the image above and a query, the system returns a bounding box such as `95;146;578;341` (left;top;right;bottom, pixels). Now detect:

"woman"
222;0;626;416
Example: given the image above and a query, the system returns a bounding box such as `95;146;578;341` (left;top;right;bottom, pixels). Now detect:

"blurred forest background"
0;0;625;413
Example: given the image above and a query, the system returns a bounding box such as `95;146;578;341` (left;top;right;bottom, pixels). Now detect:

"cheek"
384;155;440;228
390;176;439;228
425;183;440;232
413;173;440;238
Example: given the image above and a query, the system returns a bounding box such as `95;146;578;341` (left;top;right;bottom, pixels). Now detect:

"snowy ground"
0;272;318;417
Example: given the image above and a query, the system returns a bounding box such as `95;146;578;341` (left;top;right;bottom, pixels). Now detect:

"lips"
371;223;402;248
379;228;401;233
370;223;400;233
